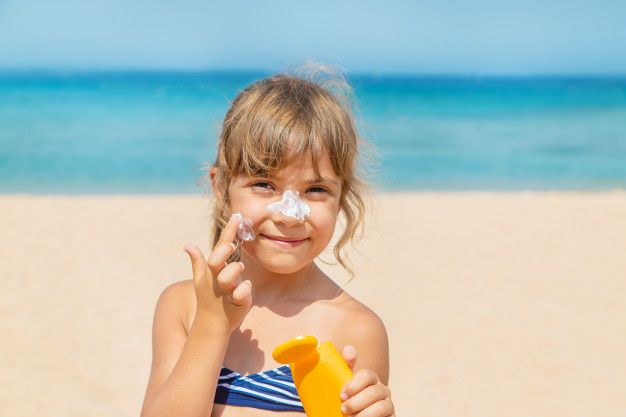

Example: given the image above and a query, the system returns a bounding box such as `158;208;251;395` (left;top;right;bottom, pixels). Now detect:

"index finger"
217;213;241;247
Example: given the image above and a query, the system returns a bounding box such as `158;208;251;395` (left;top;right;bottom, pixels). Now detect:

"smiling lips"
261;234;308;247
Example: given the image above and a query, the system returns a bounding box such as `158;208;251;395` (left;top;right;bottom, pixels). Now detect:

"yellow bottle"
273;335;353;417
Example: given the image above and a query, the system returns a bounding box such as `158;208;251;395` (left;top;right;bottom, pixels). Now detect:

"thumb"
184;245;208;280
342;345;357;371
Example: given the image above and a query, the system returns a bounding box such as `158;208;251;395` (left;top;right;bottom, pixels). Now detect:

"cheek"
309;203;339;240
229;196;269;225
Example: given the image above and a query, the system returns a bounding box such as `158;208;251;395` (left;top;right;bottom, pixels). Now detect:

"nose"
266;189;311;224
270;210;306;227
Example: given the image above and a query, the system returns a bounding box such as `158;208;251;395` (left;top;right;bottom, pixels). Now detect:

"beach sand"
1;192;625;417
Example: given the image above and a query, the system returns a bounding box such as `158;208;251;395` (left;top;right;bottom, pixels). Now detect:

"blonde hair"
205;64;371;278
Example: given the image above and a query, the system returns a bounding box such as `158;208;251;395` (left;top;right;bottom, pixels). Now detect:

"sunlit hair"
204;63;372;279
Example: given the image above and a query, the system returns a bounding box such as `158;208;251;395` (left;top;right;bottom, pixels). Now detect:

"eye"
306;186;328;194
250;181;275;191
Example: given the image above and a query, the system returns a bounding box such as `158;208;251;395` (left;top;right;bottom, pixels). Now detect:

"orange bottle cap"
272;335;318;364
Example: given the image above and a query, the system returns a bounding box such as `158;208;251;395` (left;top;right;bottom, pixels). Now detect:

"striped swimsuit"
214;364;305;412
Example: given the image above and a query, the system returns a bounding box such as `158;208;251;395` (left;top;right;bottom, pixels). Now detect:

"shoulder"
344;297;389;352
329;293;390;384
156;279;194;306
153;279;195;334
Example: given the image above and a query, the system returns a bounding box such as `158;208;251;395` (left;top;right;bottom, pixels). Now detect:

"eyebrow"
308;177;339;186
255;175;339;186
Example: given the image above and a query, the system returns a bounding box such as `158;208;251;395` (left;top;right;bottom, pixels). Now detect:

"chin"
261;258;311;275
246;249;312;275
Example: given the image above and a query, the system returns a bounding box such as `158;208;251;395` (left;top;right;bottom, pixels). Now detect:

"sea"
1;71;626;193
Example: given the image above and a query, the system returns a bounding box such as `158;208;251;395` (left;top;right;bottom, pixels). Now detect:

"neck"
239;254;319;305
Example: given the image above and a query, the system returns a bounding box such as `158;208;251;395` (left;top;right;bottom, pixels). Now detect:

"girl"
141;67;396;417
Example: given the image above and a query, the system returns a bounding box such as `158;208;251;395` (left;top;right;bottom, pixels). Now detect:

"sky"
1;0;625;74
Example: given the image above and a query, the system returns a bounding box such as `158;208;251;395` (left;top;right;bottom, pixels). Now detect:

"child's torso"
180;280;356;417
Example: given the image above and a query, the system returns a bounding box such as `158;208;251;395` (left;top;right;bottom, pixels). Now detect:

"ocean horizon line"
2;71;625;193
2;68;626;81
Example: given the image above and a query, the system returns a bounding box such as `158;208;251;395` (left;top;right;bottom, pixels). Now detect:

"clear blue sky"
1;0;625;74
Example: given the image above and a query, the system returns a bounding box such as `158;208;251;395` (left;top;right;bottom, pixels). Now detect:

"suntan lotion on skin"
232;190;309;244
232;212;255;242
267;190;310;222
273;335;352;417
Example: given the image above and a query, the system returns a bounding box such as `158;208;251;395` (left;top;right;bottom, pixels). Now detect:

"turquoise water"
1;71;626;193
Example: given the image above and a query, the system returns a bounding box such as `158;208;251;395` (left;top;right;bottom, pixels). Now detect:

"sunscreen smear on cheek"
233;213;255;241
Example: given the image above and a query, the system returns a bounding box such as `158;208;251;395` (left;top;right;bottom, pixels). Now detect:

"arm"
140;283;230;417
350;311;390;384
339;309;395;417
141;215;252;417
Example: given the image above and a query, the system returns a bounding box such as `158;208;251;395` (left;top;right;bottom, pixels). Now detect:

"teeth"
233;213;255;241
266;190;311;222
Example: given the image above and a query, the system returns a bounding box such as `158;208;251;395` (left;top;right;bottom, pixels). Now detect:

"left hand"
339;345;396;417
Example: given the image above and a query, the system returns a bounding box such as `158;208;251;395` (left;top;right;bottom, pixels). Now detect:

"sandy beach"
1;191;625;417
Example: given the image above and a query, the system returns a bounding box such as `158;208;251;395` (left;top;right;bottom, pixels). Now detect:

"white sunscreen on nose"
232;213;256;241
266;190;311;222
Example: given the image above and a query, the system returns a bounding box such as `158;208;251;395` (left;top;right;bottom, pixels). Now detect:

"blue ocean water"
1;71;626;193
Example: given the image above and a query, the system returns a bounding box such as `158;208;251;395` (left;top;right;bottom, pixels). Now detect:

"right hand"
183;214;252;334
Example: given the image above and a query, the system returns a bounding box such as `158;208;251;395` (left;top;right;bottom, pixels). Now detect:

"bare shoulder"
333;292;389;344
327;290;390;384
157;279;196;333
159;278;193;297
157;279;193;308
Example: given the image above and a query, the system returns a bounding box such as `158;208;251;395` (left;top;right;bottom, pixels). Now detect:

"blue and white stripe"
214;365;305;412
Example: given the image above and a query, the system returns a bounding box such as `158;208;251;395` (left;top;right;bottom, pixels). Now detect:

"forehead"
273;152;338;180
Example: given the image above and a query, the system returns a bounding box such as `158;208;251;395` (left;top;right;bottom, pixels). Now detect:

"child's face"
227;152;342;274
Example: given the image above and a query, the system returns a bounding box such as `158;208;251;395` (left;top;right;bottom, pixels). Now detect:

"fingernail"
230;242;237;251
239;262;245;269
340;391;348;401
340;404;347;413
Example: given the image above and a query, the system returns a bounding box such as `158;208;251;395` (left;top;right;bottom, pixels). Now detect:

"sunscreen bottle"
273;335;353;417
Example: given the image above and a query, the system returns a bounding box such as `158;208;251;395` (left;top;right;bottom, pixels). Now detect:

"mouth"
260;234;309;248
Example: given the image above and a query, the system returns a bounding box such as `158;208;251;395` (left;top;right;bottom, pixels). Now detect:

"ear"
209;166;222;200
